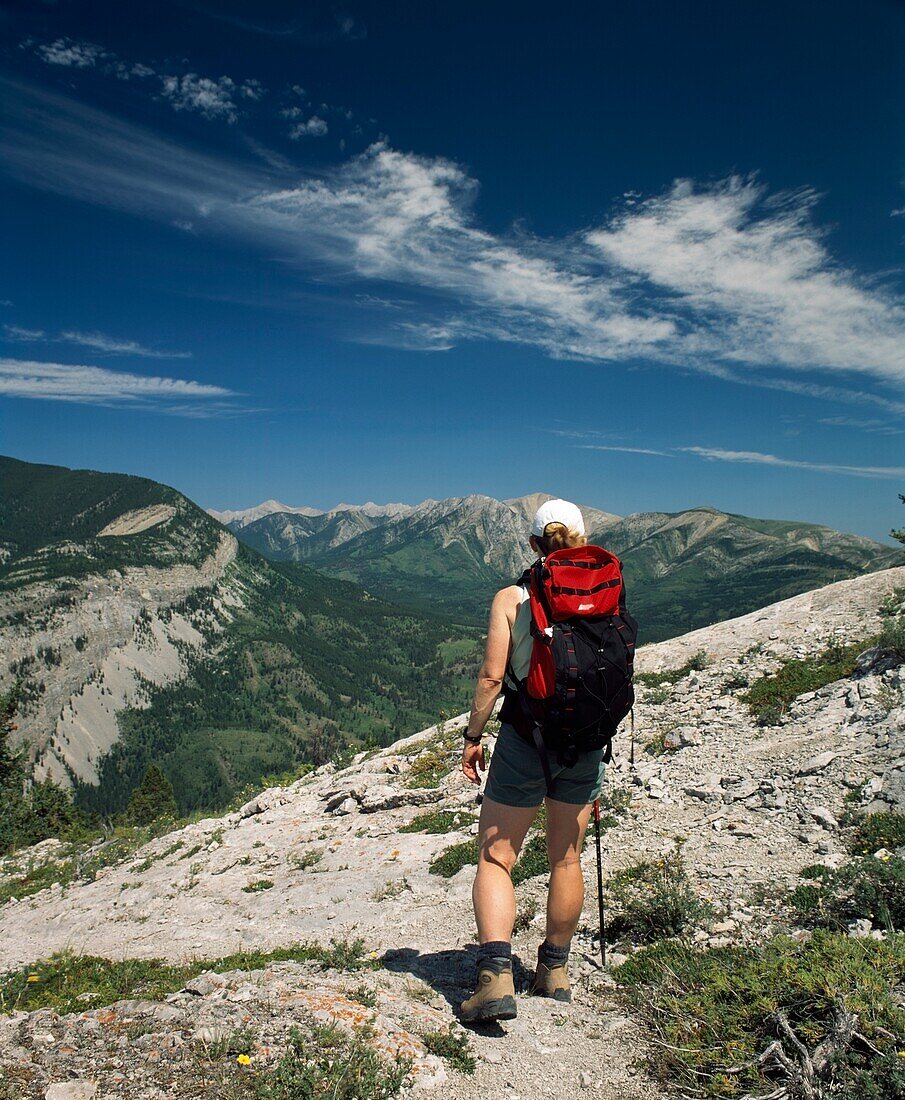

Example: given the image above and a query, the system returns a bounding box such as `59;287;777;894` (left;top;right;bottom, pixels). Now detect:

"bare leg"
544;798;594;947
472;796;539;943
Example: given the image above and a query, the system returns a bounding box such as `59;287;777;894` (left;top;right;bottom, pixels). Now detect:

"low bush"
742;640;866;720
876;615;905;661
790;853;905;933
256;1022;412;1099
399;810;476;834
617;931;905;1099
429;839;477;878
404;744;456;789
635;651;708;688
605;840;712;943
419;1026;476;1074
850;810;905;855
511;834;549;887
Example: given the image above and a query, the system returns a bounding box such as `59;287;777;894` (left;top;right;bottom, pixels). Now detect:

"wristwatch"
462;730;482;744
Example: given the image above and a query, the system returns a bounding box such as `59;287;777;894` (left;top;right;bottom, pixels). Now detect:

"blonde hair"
538;521;587;554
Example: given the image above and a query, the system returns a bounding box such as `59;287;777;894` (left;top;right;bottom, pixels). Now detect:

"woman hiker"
459;498;606;1023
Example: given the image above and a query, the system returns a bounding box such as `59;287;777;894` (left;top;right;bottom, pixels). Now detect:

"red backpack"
501;544;637;773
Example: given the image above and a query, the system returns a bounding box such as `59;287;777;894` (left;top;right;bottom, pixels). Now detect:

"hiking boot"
460;958;517;1023
530;950;572;1003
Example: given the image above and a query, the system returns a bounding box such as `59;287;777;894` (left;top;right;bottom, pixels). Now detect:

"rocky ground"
1;565;903;1099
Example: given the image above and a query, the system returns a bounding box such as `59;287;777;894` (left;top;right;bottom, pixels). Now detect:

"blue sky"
1;0;903;542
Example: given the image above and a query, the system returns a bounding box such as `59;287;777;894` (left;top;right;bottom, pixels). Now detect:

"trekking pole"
593;798;605;967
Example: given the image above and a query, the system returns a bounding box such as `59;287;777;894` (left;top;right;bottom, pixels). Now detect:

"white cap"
531;498;585;538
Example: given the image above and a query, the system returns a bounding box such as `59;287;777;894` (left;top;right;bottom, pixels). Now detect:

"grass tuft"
399;809;476;834
256;1022;412;1099
0;938;377;1016
419;1026;476;1074
635;651;708;688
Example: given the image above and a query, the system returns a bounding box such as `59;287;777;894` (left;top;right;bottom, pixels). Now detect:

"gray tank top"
508;584;532;684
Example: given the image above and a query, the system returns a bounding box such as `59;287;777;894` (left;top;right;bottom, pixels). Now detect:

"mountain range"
217;493;899;640
1;453;898;820
0;456;481;817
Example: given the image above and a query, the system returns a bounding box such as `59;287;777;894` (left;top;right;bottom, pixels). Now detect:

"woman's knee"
478;836;519;874
547;847;582;873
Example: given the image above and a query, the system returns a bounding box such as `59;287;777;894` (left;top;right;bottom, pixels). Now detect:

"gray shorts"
483;723;605;808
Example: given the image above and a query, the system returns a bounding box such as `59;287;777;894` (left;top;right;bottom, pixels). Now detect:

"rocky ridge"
0;565;902;1098
2;531;240;786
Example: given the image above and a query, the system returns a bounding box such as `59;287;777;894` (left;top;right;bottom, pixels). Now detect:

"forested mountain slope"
0;457;480;816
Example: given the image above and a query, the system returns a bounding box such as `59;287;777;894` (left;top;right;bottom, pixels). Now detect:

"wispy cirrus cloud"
3;78;904;405
680;446;905;480
817;416;903;436
0;357;239;415
3;324;191;359
577;444;675;457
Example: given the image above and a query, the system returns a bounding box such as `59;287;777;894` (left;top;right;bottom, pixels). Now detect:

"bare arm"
461;586;519;784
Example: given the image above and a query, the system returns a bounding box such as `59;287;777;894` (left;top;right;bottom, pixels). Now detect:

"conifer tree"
0;680;23;789
893;494;905;554
125;764;178;826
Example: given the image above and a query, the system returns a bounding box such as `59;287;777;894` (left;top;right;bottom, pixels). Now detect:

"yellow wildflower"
237;1053;251;1066
26;974;39;983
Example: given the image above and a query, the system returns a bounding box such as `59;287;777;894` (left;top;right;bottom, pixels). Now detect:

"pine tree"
0;680;23;789
125;764;178;826
892;494;905;554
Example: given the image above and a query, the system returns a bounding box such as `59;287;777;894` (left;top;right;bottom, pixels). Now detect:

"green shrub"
256;1022;412;1099
606;841;712;942
790;854;905;932
419;1026;476;1074
399;810;476;834
851;811;905;855
242;879;274;893
511;834;549;886
742;641;864;719
347;984;378;1008
429;839;477;878
404;745;455;789
635;651;708;688
618;931;905;1098
876;616;905;661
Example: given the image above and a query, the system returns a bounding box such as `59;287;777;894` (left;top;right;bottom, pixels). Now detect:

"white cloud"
3;322;190;359
4;324;45;341
681;446;905;480
0;357;236;414
288;115;328;138
577;444;674;457
59;331;192;358
4;80;904;405
588;178;905;386
240;80;264;101
161;73;239;123
817;416;903;435
36;38;106;68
